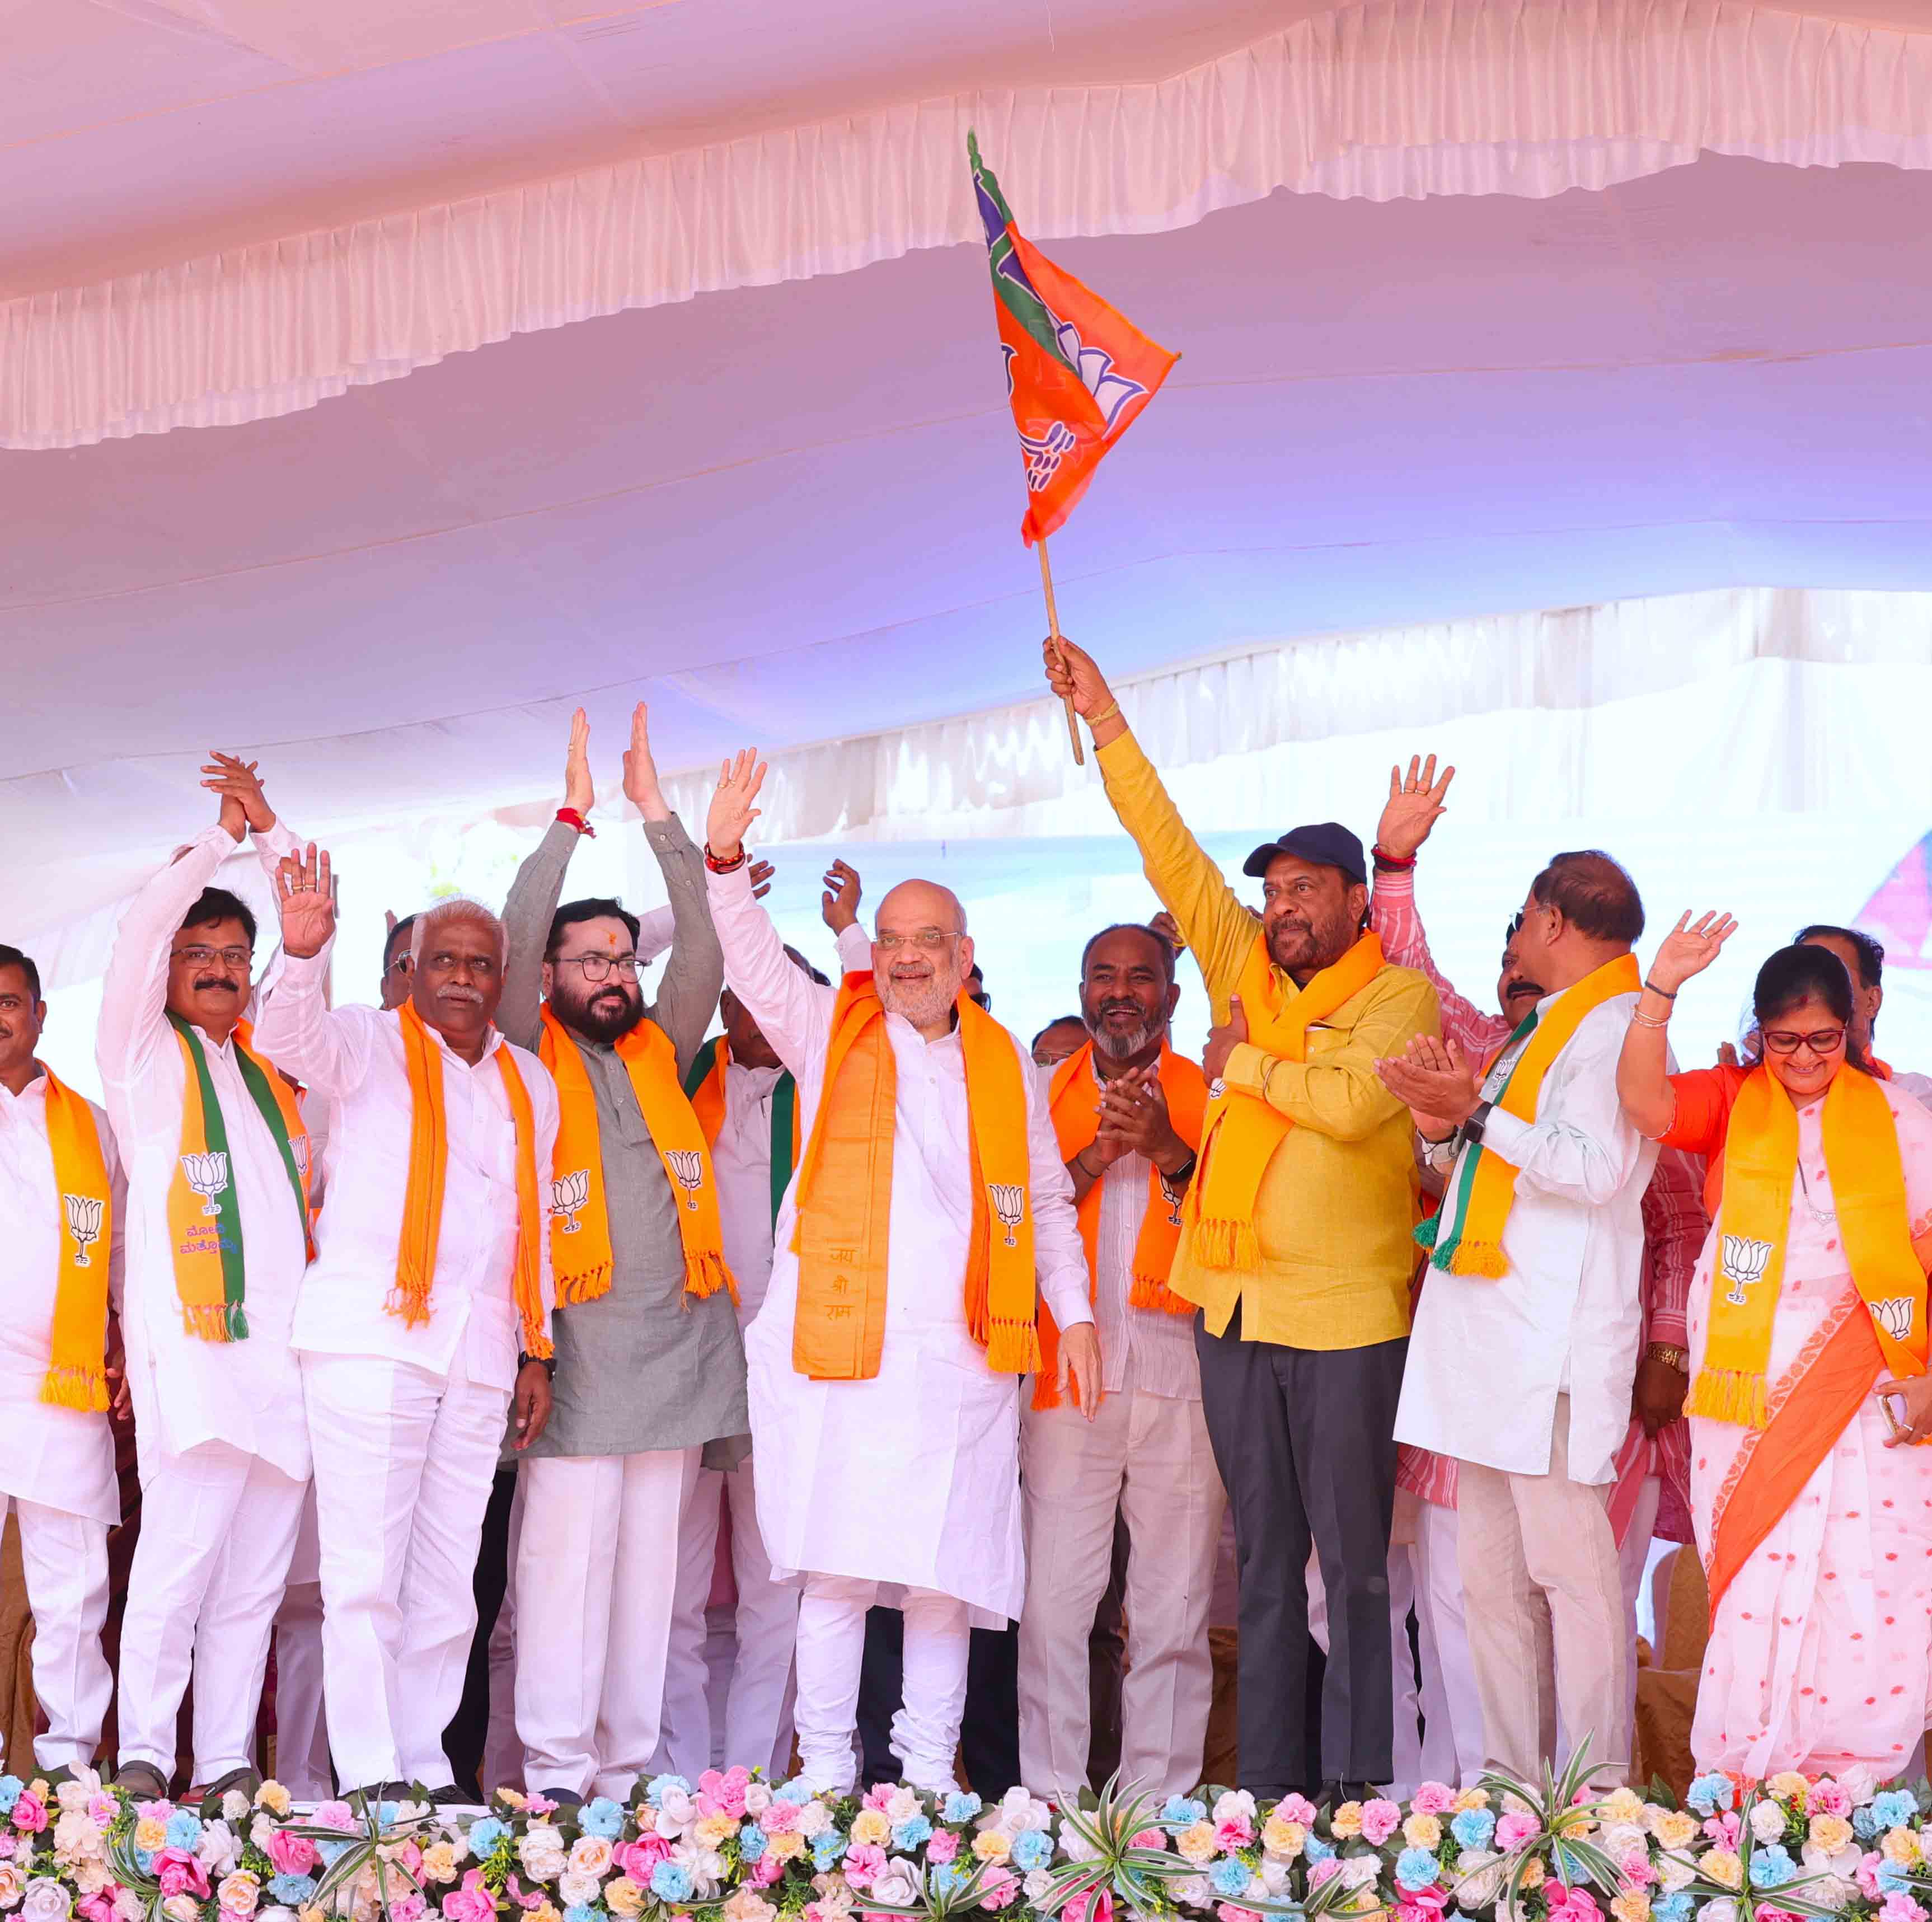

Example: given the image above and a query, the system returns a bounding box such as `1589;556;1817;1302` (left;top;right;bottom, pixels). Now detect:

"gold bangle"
1629;1009;1671;1029
1646;1343;1687;1371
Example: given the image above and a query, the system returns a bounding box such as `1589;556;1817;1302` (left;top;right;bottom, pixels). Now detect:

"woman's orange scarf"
790;974;1037;1380
394;1001;551;1360
1034;1039;1207;1410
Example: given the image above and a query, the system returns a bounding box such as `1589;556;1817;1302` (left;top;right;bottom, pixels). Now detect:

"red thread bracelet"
556;807;595;838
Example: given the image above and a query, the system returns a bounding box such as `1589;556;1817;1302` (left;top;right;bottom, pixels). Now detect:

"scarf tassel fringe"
556;1264;614;1308
683;1250;740;1308
1128;1273;1196;1316
1190;1216;1262;1273
40;1366;108;1413
384;1282;433;1330
1442;1237;1508;1279
984;1318;1043;1376
1687;1366;1768;1429
181;1302;247;1343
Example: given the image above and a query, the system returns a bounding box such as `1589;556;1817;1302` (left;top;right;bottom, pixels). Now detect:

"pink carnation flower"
524;1797;559;1819
1359;1801;1402;1846
1218;1906;1264;1922
311;1802;357;1833
503;1876;547;1911
1704;1813;1741;1850
926;1831;959;1865
1545;1886;1601;1922
393;1896;426;1922
266;1831;318;1877
87;1797;118;1826
980;1871;1020;1912
1129;1830;1167;1852
862;1787;896;1813
1276;1796;1317;1827
443;1869;498;1922
1412;1785;1457;1817
1063;1891;1113;1922
1397;1897;1448;1922
1214;1817;1255;1851
843;1844;887;1892
1309;1860;1343;1888
0;1836;18;1859
77;1896;116;1922
752;1854;784;1887
1881;1897;1929;1922
612;1837;673;1881
761;1799;801;1836
698;1768;752;1820
12;1794;46;1835
1811;1784;1852;1819
1858;1854;1887;1901
1619;1849;1656;1888
157;1853;211;1901
1494;1815;1539;1853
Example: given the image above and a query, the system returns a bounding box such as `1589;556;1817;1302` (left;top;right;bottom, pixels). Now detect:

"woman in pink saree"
1619;930;1932;1779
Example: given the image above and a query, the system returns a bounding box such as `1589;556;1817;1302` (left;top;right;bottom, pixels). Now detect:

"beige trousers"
1017;1371;1225;1799
1455;1394;1628;1787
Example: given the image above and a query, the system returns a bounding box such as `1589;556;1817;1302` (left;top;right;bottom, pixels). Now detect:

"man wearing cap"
1044;640;1438;1804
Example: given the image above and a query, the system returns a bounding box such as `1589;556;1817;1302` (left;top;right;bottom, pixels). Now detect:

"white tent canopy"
10;0;1932;977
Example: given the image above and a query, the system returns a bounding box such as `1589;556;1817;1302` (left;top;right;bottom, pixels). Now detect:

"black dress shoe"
533;1786;584;1814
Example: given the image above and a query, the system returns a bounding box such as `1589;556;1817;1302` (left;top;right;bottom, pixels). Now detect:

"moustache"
1098;1000;1143;1019
193;978;239;995
1506;981;1546;1002
437;985;486;1007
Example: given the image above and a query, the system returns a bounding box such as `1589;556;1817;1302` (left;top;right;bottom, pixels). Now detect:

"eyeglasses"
171;945;252;971
874;929;960;953
1762;1026;1846;1057
554;954;642;982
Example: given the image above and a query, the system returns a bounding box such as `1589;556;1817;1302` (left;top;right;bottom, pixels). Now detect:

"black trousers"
857;1612;1020;1797
1194;1309;1405;1797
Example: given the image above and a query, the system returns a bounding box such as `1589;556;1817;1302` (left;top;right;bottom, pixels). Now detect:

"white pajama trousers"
1410;1503;1495;1790
515;1447;700;1801
794;1576;969;1794
302;1353;508;1792
1;1497;111;1771
118;1440;306;1783
658;1455;800;1782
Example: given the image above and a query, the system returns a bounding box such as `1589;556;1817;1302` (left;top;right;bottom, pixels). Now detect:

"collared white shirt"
1396;991;1657;1484
254;949;559;1391
97;822;312;1479
712;1059;785;1326
1044;1052;1202;1402
0;1073;124;1523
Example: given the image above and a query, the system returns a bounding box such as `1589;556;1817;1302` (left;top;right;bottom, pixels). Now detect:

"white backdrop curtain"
9;0;1932;448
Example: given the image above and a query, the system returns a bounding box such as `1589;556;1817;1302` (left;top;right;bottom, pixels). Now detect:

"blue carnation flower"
1750;1845;1796;1890
1162;1796;1206;1826
1395;1849;1441;1894
564;1908;604;1922
812;1832;848;1871
1209;1859;1251;1898
164;1811;202;1849
1010;1830;1053;1873
1877;1865;1913;1897
650;1862;693;1902
469;1818;510;1857
1651;1896;1692;1922
737;1822;766;1857
771;1778;812;1805
931;1864;969;1898
893;1815;933;1851
1854;1806;1882;1841
1450;1809;1495;1852
943;1793;983;1825
133;1849;156;1875
646;1776;692;1810
317;1840;350;1867
580;1798;625;1839
0;1779;22;1816
1303;1836;1335;1864
270;1874;318;1905
1686;1773;1735;1816
1873;1789;1919;1831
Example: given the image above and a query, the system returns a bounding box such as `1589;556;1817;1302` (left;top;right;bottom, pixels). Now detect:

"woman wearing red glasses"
1619;929;1932;1780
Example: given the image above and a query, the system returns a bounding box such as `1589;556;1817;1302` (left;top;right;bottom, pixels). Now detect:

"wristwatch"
1462;1099;1495;1145
519;1350;558;1379
1646;1343;1688;1372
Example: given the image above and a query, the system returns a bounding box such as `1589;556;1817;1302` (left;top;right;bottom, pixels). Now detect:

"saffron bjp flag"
970;132;1178;546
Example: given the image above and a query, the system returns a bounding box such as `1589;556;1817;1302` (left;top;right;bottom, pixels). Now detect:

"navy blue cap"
1240;823;1367;887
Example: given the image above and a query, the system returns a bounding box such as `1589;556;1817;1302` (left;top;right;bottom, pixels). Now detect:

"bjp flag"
969;132;1179;546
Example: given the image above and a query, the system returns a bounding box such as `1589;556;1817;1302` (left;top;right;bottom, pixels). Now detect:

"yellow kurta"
1096;728;1439;1349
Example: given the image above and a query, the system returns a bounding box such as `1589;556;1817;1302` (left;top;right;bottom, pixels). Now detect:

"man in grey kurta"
498;704;739;1805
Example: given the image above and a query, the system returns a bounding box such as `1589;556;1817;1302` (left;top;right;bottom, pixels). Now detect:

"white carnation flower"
1749;1802;1787;1844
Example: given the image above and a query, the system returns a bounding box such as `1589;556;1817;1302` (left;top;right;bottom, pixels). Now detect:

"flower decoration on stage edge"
4;1753;1930;1922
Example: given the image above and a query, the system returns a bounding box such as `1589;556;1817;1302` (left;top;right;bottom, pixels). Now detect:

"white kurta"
252;949;559;1387
96;822;312;1482
707;865;1092;1625
0;1075;124;1525
1395;992;1656;1485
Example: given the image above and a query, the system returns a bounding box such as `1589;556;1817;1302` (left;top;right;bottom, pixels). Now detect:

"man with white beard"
700;749;1100;1792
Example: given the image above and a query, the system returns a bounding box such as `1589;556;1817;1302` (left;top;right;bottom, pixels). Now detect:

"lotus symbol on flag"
1719;1233;1774;1308
666;1150;705;1212
62;1194;102;1267
989;1183;1025;1248
181;1151;230;1217
1871;1295;1917;1344
1158;1171;1184;1227
551;1168;590;1233
290;1135;310;1178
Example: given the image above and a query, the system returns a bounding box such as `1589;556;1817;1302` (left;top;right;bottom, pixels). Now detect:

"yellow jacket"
1098;728;1439;1349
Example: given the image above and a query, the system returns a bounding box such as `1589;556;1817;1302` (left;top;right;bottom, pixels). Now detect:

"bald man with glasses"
495;705;730;1807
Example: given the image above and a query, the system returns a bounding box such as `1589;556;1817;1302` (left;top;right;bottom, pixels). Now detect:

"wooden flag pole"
1037;536;1085;767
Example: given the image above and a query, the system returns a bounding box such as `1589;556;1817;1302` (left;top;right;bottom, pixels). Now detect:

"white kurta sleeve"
529;1052;560;1333
635;904;676;966
250;946;376;1100
707;865;836;1076
1024;1041;1094;1331
834;923;872;977
96;824;244;1086
1480;1005;1648;1208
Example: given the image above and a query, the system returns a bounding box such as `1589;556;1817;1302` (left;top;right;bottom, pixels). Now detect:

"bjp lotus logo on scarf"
290;1136;310;1178
1719;1233;1774;1308
1870;1295;1918;1344
989;1183;1025;1248
181;1151;230;1217
665;1150;705;1212
62;1194;103;1267
1158;1171;1185;1227
551;1168;590;1234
